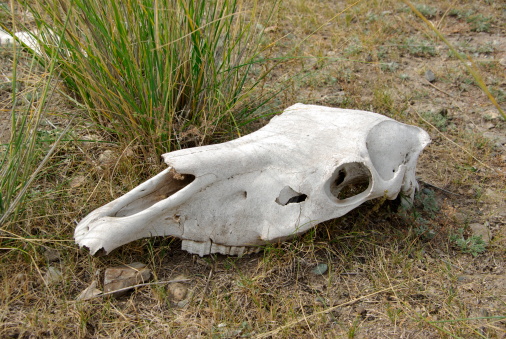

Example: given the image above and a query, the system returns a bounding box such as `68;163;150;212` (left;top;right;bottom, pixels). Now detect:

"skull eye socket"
329;162;371;201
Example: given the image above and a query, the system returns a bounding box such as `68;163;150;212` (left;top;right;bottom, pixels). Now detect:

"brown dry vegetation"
1;0;505;338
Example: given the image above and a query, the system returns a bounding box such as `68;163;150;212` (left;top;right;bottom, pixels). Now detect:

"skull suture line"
75;104;430;256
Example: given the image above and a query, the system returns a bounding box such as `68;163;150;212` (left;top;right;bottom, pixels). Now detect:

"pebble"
103;262;151;297
77;280;102;301
44;248;61;263
44;267;63;284
69;175;87;188
483;131;506;148
469;223;491;245
98;150;116;167
312;263;328;275
425;69;436;82
168;275;189;302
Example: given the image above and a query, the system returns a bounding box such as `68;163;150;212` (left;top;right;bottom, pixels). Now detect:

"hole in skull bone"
334;169;346;186
276;186;308;206
329;162;371;201
114;171;195;217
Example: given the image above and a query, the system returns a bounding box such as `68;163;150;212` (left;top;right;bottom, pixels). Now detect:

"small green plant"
448;8;470;19
467;14;491;33
398;188;440;241
490;88;506;104
421;110;454;131
414;219;436;240
414;4;438;19
449;228;486;257
402;37;437;57
347;317;361;338
418;188;439;215
380;61;399;72
344;37;363;56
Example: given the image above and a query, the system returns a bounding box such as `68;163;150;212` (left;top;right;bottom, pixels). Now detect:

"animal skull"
75;104;430;256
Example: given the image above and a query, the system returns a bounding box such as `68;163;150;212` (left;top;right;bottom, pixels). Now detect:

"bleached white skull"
75;104;430;256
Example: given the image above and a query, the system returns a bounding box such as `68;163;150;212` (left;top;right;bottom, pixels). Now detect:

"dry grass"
1;0;505;338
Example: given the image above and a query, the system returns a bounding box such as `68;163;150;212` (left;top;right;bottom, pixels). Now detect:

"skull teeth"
181;240;261;257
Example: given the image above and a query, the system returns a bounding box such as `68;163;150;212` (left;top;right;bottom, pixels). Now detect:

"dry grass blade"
87;279;191;299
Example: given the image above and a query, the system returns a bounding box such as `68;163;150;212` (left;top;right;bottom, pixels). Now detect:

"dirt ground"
1;0;505;338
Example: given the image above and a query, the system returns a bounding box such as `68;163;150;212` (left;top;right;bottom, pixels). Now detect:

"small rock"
177;299;190;308
98;150;116;167
77;280;102;300
80;134;102;150
168;275;189;302
425;69;436;83
483;188;503;203
483;122;495;130
483;131;506;148
263;26;278;33
453;212;468;224
312;263;328;275
469;223;491;245
44;248;61;263
69;175;87;189
484;111;501;120
44;267;63;284
103;262;151;297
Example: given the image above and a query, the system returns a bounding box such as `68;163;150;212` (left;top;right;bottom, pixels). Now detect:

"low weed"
414;4;438;19
401;37;437;57
421;110;453;131
447;8;492;31
449;228;486;257
467;14;492;33
399;188;441;241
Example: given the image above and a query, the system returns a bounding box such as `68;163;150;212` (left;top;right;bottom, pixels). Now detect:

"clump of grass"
0;33;66;228
22;0;279;156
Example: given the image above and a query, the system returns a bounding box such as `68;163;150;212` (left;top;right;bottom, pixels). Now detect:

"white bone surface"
75;104;430;256
0;29;40;53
